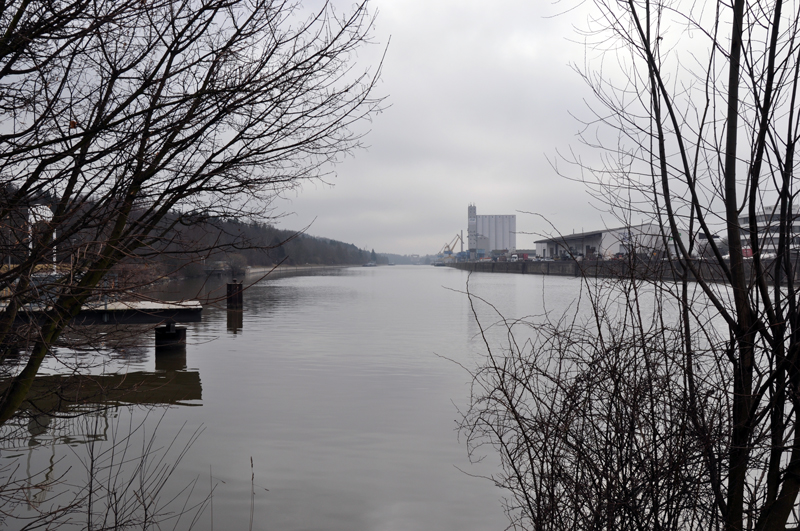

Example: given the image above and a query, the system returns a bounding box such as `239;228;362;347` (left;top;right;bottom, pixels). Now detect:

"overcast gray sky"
275;0;603;255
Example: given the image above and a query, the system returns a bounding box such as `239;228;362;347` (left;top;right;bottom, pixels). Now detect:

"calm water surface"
6;265;587;530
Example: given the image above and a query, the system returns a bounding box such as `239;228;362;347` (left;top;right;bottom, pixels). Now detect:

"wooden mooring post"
227;281;243;310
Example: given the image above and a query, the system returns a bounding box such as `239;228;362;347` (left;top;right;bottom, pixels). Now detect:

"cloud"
280;0;602;254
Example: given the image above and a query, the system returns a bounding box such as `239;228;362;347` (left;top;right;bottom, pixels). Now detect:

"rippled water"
4;265;588;530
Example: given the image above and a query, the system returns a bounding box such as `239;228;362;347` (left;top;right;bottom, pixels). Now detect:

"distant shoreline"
244;264;353;278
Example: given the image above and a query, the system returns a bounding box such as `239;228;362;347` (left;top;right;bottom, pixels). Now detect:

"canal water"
3;265;588;530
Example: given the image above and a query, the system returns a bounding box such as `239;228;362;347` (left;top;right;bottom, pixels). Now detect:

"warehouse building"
738;205;800;255
534;223;687;259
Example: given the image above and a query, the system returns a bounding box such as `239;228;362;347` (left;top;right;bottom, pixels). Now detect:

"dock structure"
73;300;203;325
11;300;203;326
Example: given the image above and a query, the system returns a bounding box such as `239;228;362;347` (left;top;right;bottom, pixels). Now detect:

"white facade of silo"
467;205;517;254
475;214;516;252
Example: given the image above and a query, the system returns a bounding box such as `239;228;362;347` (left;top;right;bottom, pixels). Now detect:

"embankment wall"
449;258;800;284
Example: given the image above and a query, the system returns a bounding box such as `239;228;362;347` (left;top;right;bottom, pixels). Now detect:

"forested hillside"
170;219;374;276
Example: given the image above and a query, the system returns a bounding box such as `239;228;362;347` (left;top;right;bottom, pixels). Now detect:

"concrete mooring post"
155;321;187;351
227;281;243;310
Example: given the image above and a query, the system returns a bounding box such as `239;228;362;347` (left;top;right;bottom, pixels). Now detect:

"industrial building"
467;204;516;259
738;205;800;255
534;223;688;259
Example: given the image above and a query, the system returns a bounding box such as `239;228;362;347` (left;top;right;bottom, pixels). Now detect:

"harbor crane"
438;234;463;260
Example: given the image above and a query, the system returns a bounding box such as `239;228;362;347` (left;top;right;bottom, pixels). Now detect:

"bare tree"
0;0;381;423
462;1;800;531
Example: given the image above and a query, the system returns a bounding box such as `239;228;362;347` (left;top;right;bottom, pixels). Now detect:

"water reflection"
24;370;199;411
0;362;201;447
226;309;243;333
3;266;533;531
155;348;188;371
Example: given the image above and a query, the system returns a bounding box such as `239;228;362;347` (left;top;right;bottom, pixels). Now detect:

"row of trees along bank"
162;219;380;277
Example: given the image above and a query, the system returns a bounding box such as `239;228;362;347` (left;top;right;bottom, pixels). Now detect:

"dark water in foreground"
3;265;586;530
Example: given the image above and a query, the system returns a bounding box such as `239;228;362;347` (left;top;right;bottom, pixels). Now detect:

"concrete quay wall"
450;260;581;276
449;258;800;284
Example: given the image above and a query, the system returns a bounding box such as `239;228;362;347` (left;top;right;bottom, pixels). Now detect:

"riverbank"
245;263;353;279
449;257;800;284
